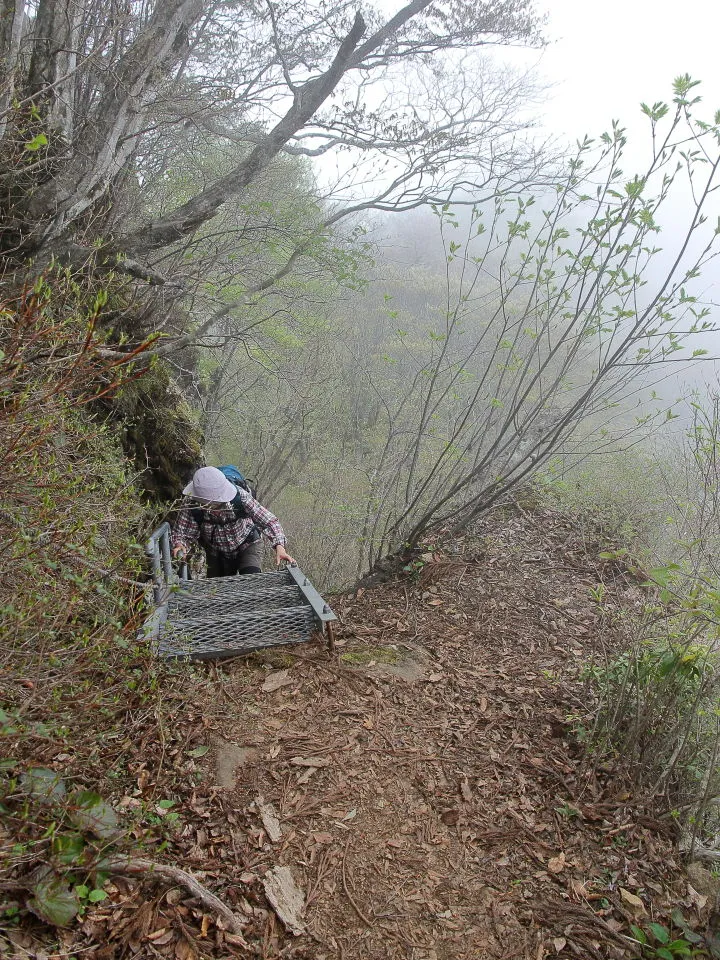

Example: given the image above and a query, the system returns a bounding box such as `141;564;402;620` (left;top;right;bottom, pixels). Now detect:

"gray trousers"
206;537;264;578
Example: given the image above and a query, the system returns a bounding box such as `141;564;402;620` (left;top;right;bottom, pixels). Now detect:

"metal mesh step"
172;570;294;597
159;605;316;660
169;584;305;616
145;525;336;661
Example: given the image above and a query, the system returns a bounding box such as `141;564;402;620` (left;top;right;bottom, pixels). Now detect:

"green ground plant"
538;406;720;856
0;279;193;935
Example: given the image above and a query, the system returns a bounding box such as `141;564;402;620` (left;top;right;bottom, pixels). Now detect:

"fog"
348;0;720;411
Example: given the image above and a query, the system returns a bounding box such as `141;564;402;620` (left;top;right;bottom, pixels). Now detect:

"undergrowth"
0;278;210;945
534;428;720;859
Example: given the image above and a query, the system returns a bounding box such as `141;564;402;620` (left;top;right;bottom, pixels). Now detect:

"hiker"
171;466;295;577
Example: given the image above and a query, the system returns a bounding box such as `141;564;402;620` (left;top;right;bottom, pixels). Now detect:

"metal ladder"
143;523;336;660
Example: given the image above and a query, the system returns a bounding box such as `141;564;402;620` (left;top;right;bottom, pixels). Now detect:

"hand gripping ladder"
142;523;337;660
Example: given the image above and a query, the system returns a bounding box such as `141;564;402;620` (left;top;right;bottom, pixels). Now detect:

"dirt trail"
51;506;707;960
179;507;689;960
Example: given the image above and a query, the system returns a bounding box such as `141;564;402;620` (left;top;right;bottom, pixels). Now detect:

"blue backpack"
218;465;256;499
190;465;257;525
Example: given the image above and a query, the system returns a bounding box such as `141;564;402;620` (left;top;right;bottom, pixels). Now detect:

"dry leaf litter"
5;507;714;960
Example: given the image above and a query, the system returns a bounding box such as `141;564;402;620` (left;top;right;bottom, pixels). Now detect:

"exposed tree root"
105;855;249;946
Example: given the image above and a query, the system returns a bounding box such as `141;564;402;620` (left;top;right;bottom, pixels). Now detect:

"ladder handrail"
146;522;187;603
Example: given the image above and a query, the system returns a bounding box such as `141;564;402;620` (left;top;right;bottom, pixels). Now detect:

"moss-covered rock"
108;360;204;501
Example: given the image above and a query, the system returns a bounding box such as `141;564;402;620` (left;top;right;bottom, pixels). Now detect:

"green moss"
340;646;400;666
109;361;204;501
249;649;297;668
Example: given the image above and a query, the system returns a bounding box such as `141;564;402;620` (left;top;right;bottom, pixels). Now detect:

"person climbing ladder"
171;466;295;578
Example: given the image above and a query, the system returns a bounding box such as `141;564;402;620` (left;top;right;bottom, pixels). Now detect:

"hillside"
4;505;717;960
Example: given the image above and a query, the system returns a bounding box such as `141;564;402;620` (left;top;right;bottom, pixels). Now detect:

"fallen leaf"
570;879;589;899
553;937;567;953
175;937;195;960
687;883;708;911
148;930;175;946
427;673;443;682
296;766;318;785
620;887;646;915
290;756;330;767
460;779;472;802
225;933;250;947
548;852;566;874
262;670;294;693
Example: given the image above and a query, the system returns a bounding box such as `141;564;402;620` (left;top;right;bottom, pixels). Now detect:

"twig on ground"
341;839;373;927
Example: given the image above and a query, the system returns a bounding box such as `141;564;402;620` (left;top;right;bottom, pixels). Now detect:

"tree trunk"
0;0;25;141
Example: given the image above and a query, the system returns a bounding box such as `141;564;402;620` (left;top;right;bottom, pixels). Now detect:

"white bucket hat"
183;467;237;503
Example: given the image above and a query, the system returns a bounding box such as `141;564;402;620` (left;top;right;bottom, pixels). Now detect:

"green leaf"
187;746;209;758
69;790;119;839
75;884;89;899
28;876;80;927
649;923;670;944
51;833;86;866
630;925;648;945
20;768;66;803
156;799;175;809
667;942;692;956
87;889;108;903
24;132;48;152
655;950;674;960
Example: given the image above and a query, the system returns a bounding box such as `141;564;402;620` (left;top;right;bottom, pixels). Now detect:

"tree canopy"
0;0;543;296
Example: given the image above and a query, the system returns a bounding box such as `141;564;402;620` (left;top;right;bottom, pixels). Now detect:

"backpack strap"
230;491;249;520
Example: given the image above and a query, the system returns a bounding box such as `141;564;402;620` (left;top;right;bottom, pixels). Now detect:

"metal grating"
146;524;336;661
168;584;305;616
172;569;294;596
159;605;316;660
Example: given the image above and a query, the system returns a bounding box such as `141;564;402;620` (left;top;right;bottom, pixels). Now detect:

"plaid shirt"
171;489;286;555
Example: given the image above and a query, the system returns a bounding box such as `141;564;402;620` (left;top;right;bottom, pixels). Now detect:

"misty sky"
361;1;720;394
532;0;720;389
534;0;720;141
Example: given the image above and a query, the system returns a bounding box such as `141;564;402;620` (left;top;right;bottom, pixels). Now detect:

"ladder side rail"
146;522;172;604
286;564;336;623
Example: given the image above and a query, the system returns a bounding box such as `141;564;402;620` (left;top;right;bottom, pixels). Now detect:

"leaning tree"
0;0;544;345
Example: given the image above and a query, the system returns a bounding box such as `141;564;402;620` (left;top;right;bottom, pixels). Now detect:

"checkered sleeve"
238;491;286;548
171;505;200;550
